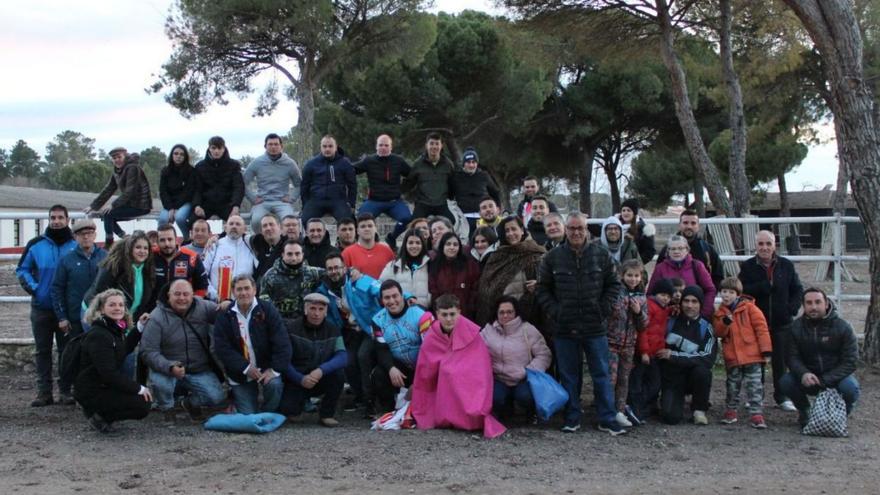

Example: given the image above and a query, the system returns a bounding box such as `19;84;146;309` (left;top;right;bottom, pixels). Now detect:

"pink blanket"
411;316;507;438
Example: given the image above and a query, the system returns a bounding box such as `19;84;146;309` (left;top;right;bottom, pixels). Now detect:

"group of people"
15;131;861;438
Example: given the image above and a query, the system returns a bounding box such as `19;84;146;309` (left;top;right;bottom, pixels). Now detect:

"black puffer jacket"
739;255;803;328
353;154;411;201
192;148;245;210
450;168;500;213
159;163;195;210
536;241;622;338
787;301;858;387
74;316;142;400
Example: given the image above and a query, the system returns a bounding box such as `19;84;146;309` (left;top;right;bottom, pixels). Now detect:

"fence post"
833;214;842;302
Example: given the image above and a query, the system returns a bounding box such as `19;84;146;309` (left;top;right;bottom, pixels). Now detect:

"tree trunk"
291;81;318;166
832;130;849;216
720;0;750;218
655;0;731;217
693;178;706;217
607;169;622;213
579;146;595;216
782;0;880;364
778;174;791;217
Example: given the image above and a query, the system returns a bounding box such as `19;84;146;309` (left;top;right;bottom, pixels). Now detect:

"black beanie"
651;278;676;297
462;148;479;164
621;198;640;216
681;285;704;308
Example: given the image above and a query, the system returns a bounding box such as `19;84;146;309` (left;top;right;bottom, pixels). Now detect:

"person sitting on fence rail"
85;147;153;248
243;133;301;234
188;136;245;225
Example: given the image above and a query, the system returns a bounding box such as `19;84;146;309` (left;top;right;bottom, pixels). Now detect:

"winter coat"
380;256;431;308
450;168;500;213
664;315;717;369
619;216;656;264
17;227;76;310
738;255;803;329
712;295;772;368
91;154;153;211
301;150;357;207
787;301;858;387
191;148;245;210
243;152;301;204
83;265;156;321
213;299;292;384
159;162;195;210
258;257;324;320
140;298;221;376
74;316;142;399
283;317;347;384
405;154;455;206
303;231;339;269
480;316;551;387
639;297;670;357
647;254;717;319
315;276;350;331
606;288;648;349
428;258;481;318
657;234;724;289
599;216;641;265
475;239;545;326
535;240;622;338
203;235;255;301
51;245;107;323
353;153;411;201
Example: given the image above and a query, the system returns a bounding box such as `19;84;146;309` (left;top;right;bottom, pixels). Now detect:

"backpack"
59;332;87;381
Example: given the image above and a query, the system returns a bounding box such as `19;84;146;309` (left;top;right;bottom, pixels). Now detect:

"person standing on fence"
17;205;77;407
243;133;302;234
85;147;153;248
657;209;724;289
739;230;804;412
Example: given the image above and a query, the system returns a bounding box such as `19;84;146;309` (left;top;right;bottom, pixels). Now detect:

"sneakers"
560;423;581;433
721;409;738;424
319;417;340;428
693;410;709;425
624;405;643;426
615;411;633;427
598;422;628;436
749;414;767;429
31;394;54;407
779;400;797;412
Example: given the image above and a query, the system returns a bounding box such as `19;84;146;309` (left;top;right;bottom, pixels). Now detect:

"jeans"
779;372;860;415
158;203;193;237
279;370;345;418
358;199;412;242
230;376;284;414
301;199;353;225
250;201;296;233
30;307;65;395
554;335;616;426
492;380;534;414
149;370;226;411
188;203;237;225
102;206;150;239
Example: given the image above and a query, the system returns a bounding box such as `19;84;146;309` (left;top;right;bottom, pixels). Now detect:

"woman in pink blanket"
410;294;507;438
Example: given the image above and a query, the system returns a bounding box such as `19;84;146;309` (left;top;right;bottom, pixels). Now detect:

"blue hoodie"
17;228;77;310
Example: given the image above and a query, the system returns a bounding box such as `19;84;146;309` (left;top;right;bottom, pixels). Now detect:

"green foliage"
0;149;8;181
54;160;112;193
44;130;96;168
627;145;695;210
8;140;42;179
138;146;167;198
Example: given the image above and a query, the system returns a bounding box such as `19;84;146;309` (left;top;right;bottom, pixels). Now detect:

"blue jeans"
301;199;353;225
554;335;616;426
492;379;534;414
150;370;226;411
102;206;151;239
779;372;860;415
250;201;295;233
358;199;412;241
230;376;283;414
158;203;193;237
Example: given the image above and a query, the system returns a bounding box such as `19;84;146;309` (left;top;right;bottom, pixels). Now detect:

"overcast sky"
0;0;839;193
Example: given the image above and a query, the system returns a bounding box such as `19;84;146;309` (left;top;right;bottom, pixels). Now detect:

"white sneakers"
693;410;709;425
615;411;633;427
780;400;797;412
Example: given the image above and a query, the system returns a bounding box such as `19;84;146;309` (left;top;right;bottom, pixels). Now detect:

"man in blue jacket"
17;205;77;407
50;218;107;404
300;135;357;224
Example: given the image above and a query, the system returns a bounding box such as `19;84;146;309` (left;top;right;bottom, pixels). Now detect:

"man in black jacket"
739;230;803;411
303;218;338;268
450;147;500;235
189;136;245;224
404;133;455;223
780;288;859;427
536;212;625;435
656;210;724;289
354;134;412;246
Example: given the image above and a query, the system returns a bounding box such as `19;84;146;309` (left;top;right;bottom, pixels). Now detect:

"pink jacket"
647;254;716;318
411;316;506;438
480;317;552;387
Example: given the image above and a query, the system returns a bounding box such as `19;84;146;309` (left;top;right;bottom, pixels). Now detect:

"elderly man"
542;212;566;250
203;215;256;301
244;133;302;233
354;134;413;246
739;230;804;412
183;219;212;258
259;239;324;321
780;288;859;428
280;292;348;426
141;280;228;420
536;212;625;435
213;274;291;413
300;135;357;223
657;209;724;288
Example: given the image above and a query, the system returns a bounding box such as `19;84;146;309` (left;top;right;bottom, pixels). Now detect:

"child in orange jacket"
713;277;772;428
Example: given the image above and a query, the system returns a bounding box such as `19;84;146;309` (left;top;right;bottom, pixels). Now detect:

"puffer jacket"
74;315;142;399
159;162;195;210
405;154;455;206
380;256;431;308
301;150;357;206
353;153;411;201
258;257;324;320
480;317;551;387
91;153;153;211
605;288;648;348
712;295;772;367
535;240;622;338
191;148;245;210
639;297;670;357
647;254;716;319
450;168;500;213
51;245;107;322
739;255;803;328
787;301;858;387
140;298;221;376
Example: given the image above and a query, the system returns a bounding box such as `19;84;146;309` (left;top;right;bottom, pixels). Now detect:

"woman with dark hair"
84;232;157;323
380;228;431;308
469;226;498;267
474;216;545;326
428;232;481;318
158;144;195;238
480;295;551;420
618;198;656;265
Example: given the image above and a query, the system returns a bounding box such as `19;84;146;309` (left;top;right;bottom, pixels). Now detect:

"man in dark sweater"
450;147;501;235
354;134;412;246
404;133;455;223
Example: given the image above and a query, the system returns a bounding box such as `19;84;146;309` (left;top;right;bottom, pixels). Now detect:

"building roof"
707;187;856;213
0;185;162;212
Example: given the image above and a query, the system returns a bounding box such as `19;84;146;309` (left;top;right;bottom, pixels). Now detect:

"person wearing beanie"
618;198;656;265
627;277;675;422
656;285;717;426
450;147;501;235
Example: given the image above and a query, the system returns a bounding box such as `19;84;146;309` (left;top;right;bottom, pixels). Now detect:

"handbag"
802;388;848;437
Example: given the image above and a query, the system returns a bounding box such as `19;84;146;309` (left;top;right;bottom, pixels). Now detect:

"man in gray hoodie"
244;133;302;233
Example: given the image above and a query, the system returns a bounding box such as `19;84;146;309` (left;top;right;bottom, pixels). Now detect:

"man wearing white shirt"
213;275;291;413
203;215;256;301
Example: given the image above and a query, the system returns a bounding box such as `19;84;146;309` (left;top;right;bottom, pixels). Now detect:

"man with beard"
516;176;558;226
189;136;245;224
153;224;208;298
259;239;324;321
335;218;357;251
657;210;724;289
204;215;255;301
526;196;552;246
475;197;502;231
303;218;338;268
251;214;287;281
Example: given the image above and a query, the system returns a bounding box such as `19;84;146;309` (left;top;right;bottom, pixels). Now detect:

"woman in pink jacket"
480;295;552;420
647;235;716;318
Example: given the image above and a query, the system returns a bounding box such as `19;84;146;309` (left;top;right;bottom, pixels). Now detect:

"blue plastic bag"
526;368;569;422
203;413;286;434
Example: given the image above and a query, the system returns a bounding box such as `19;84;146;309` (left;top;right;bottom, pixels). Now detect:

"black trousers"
357;337;376;405
660;363;712;425
371;361;414;412
342;328;364;401
279;370;345;418
768;324;791;404
75;388;151;423
628;359;662;419
188;203;237;224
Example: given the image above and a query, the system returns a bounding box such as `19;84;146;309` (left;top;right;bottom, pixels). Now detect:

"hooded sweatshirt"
244;152;301;204
599;216;639;264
